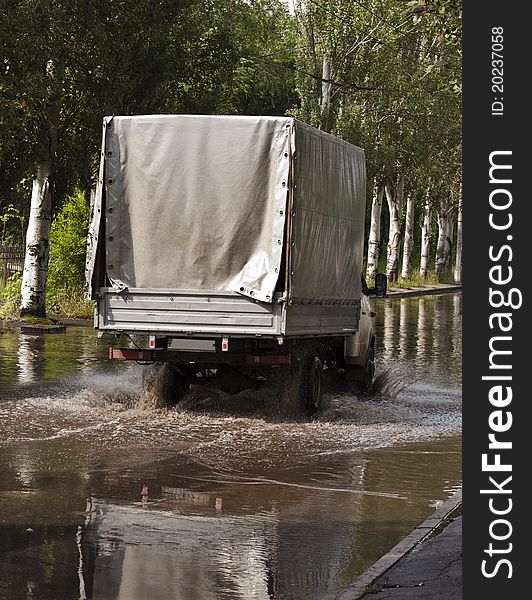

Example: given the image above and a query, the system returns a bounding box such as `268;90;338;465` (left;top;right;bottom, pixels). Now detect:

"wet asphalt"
0;293;462;600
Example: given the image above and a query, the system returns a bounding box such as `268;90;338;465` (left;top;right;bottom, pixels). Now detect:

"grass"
388;269;456;289
0;273;22;320
46;290;94;320
20;315;55;325
367;268;457;290
1;275;93;321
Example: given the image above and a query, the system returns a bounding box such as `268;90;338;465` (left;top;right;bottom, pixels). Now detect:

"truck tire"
283;354;323;417
306;356;324;415
344;345;375;395
361;346;375;394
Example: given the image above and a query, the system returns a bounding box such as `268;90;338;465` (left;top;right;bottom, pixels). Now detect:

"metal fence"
0;244;25;285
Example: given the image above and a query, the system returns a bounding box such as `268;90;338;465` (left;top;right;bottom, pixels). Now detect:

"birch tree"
20;60;62;317
400;192;415;280
419;201;431;279
385;177;403;283
454;190;462;283
435;207;450;281
366;184;384;280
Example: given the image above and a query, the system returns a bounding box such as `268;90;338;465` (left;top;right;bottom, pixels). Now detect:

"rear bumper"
108;347;291;365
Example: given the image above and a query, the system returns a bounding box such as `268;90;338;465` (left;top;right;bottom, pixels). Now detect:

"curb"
385;284;462;299
336;489;462;600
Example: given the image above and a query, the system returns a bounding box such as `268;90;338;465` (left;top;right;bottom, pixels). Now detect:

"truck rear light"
222;337;229;351
149;335;156;349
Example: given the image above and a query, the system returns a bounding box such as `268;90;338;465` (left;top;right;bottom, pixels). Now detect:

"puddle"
0;293;461;600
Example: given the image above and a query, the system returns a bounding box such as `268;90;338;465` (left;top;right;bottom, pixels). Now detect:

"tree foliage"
0;0;461;314
1;0;297;217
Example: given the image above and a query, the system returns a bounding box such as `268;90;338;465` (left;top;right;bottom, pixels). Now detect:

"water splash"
136;364;170;411
127;362;417;422
371;364;415;398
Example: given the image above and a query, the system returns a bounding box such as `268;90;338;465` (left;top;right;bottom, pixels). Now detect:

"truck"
85;115;387;415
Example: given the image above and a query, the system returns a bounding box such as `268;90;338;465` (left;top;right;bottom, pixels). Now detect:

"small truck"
86;115;386;414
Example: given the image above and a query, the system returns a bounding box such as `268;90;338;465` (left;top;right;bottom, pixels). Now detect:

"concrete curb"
385;284;462;299
336;489;462;600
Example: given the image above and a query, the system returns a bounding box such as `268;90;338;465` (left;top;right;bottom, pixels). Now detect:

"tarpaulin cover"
85;118;109;300
100;115;291;302
289;121;365;305
86;115;366;306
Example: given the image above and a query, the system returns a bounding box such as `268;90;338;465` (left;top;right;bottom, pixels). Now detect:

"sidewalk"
337;491;462;600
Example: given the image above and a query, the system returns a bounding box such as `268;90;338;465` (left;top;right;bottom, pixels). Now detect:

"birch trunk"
366;185;384;280
419;202;431;279
385;182;401;283
320;56;333;131
396;175;405;216
435;212;449;281
321;56;331;111
400;194;414;280
444;218;454;270
20;60;61;318
454;194;462;283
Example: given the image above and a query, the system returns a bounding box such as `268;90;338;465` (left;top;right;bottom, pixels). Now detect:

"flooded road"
0;293;461;600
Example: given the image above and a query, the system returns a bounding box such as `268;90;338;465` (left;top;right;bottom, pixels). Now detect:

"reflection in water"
374;294;462;387
0;294;461;600
381;299;396;364
398;296;408;361
17;335;45;384
72;436;459;600
417;297;428;364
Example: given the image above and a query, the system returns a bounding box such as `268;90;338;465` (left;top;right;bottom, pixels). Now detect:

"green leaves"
1;0;298;223
47;188;90;293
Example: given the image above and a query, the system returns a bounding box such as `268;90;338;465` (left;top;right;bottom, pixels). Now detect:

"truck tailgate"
97;289;284;336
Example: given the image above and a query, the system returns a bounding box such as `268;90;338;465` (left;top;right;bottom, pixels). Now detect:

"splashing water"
136;363;170;411
372;364;415;398
134;361;417;424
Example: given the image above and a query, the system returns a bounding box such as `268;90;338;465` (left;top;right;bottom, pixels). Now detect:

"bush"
0;272;22;319
46;189;93;318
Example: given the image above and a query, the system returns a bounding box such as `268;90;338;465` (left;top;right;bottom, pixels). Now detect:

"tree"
20;59;61;317
401;190;415;280
454;186;462;283
366;184;384;280
2;0;296;317
419;199;431;279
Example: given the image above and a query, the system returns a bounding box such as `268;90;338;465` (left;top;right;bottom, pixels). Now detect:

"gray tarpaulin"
87;115;366;306
290;121;365;305
84;119;107;299
102;115;291;302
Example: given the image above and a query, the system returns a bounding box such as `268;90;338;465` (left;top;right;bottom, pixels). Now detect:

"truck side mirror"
375;273;387;298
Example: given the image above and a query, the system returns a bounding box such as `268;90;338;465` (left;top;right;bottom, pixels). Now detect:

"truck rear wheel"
282;353;323;417
344;346;375;395
307;356;324;415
